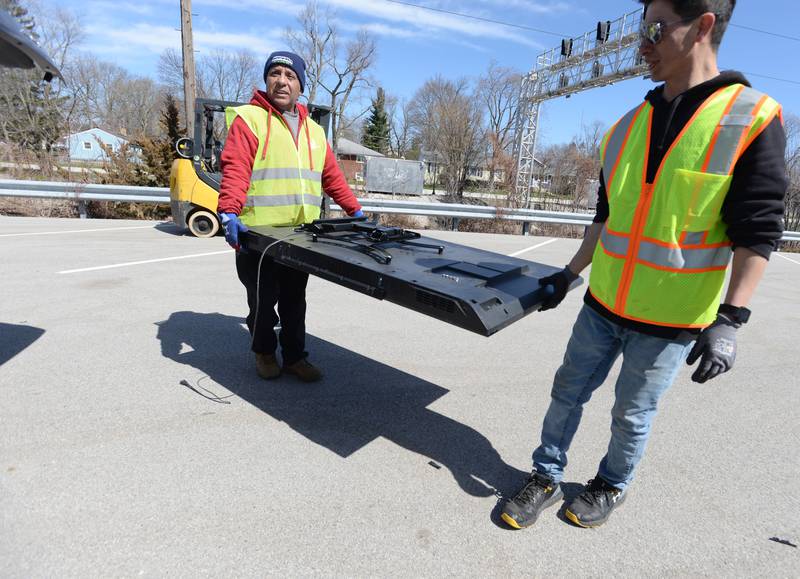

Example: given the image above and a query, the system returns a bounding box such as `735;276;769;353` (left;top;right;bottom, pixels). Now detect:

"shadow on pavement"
155;310;527;498
0;322;45;366
153;222;186;236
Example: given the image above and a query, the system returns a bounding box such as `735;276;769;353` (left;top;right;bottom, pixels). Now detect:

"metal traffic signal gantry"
514;8;648;205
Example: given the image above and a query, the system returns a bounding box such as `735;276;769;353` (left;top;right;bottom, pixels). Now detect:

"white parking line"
58;250;231;274
508;238;558;257
0;224;163;237
775;252;800;265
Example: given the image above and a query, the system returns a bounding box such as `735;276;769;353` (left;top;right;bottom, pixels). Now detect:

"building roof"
66;128;130;142
336;137;385;158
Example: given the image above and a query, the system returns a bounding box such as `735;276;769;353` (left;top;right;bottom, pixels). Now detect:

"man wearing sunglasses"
502;0;786;529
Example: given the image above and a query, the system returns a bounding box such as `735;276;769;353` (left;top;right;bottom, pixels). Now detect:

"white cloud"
84;23;281;56
86;0;157;15
346;21;421;40
194;0;302;15
476;0;575;15
336;17;494;53
323;0;542;48
195;29;278;54
83;24;179;53
194;0;545;49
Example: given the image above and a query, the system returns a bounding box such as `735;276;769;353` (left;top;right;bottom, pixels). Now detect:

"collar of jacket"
644;70;751;109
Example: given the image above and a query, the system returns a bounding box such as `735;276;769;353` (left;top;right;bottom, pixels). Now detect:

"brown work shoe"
283;358;322;382
255;352;281;380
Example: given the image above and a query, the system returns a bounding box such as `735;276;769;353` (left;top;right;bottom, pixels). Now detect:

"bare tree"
285;1;376;149
158;47;261;103
386;94;416;159
197;49;261;103
477;61;520;190
285;1;333;106
573;119;605;158
570;120;605;209
336;112;362;143
119;78;165;138
783;113;800;236
409;76;486;198
322;29;376;148
66;55;165;139
67;56;126;128
157;48;186;96
536;119;606;211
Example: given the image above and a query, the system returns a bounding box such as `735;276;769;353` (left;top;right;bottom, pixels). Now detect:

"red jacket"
218;90;362;216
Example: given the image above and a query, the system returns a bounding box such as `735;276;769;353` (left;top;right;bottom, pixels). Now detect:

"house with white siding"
64;128;138;163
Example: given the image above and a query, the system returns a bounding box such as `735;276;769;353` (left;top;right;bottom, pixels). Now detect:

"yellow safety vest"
225;104;327;227
591;84;781;328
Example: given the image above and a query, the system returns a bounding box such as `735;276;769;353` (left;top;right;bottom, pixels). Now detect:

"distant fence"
364;157;425;196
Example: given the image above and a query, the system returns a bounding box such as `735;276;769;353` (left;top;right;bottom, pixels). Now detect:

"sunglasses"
639;16;699;44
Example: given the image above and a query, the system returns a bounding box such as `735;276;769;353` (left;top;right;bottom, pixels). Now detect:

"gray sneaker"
565;477;626;528
501;471;563;529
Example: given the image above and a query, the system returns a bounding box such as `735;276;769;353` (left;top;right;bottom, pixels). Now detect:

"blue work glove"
352;210;365;218
538;266;579;311
686;311;741;383
219;212;248;250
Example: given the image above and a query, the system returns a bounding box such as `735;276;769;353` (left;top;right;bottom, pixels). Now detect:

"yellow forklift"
169;98;332;237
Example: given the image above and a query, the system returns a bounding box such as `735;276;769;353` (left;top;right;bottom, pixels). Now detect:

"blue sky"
55;0;800;146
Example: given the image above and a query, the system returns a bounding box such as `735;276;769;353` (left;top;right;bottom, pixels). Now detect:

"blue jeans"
532;305;694;491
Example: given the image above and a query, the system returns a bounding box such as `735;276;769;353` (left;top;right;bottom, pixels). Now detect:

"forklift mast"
306;102;333;216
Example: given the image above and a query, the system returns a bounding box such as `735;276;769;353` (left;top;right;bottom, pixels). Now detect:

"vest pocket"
671;168;732;232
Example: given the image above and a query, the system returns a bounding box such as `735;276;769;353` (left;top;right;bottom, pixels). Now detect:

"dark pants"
235;250;309;365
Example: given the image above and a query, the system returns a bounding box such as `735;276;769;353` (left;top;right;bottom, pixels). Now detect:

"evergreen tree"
162;93;183;144
136;94;184;186
361;87;390;155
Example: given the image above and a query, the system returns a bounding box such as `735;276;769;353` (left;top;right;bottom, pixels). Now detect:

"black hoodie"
588;71;787;339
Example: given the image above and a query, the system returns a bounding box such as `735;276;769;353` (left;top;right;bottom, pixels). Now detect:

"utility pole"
180;0;196;138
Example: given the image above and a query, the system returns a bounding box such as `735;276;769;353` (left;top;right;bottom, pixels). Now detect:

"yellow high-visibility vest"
225;104;327;227
591;84;781;328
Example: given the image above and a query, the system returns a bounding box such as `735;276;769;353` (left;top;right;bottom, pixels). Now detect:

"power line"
384;0;800;45
379;1;800;86
729;23;800;43
741;71;800;86
382;0;569;38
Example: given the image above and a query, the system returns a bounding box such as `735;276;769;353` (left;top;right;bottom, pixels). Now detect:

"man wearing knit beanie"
218;49;363;383
264;51;306;95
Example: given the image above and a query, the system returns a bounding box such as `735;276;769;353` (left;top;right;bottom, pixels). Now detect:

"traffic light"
597;20;611;43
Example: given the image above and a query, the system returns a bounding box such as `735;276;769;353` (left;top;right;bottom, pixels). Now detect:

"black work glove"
538;266;579;311
686;312;742;383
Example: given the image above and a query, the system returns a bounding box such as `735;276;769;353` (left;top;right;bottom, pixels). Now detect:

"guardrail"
0;179;170;203
1;178;798;242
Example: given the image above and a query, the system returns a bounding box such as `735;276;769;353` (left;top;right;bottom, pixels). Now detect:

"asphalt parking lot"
1;215;798;577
